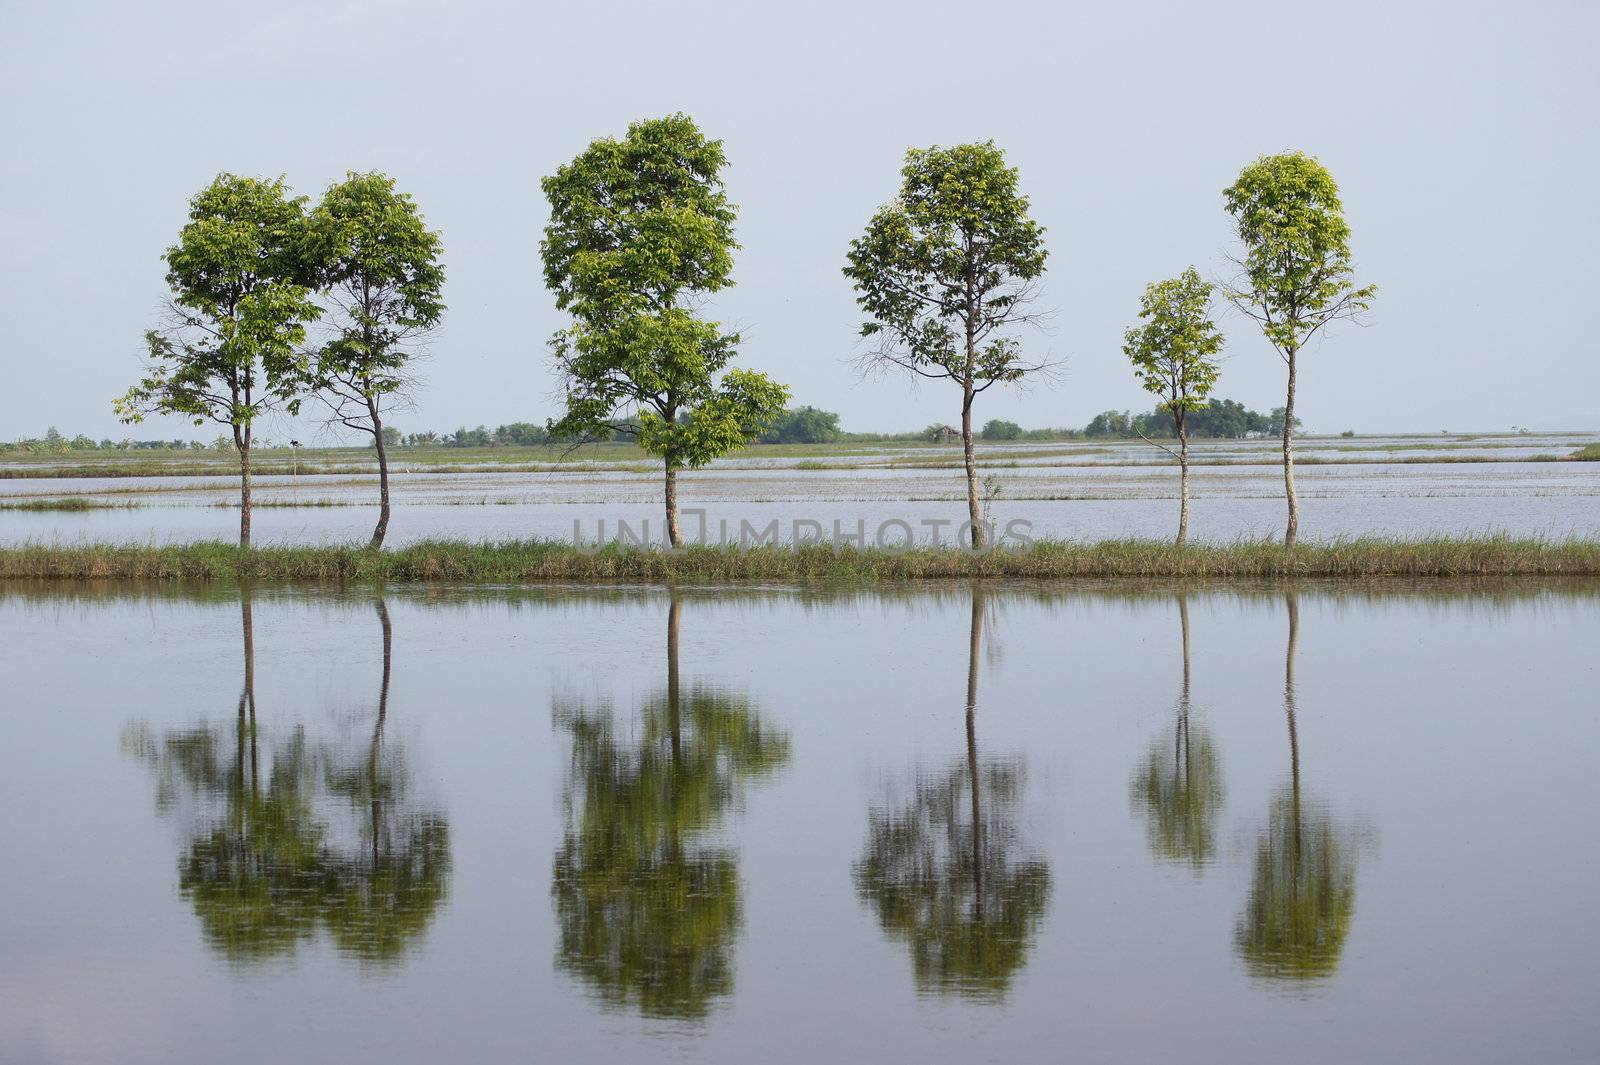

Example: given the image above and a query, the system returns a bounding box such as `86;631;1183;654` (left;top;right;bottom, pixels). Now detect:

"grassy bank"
0;497;138;511
2;536;1598;583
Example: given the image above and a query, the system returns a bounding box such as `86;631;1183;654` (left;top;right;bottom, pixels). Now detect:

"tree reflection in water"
1130;593;1225;871
1233;592;1360;982
551;594;791;1020
853;586;1052;1000
124;596;450;967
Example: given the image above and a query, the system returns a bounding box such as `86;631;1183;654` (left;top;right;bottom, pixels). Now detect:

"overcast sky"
3;0;1596;441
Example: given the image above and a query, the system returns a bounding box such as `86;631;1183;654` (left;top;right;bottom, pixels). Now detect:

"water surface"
1;581;1596;1063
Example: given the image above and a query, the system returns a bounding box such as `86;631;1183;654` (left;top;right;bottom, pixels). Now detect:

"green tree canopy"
1123;267;1223;422
760;405;842;444
541;114;789;545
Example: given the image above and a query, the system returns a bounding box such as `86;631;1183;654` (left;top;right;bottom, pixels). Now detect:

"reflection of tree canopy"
1130;721;1224;870
854;758;1052;999
853;588;1051;1000
1130;595;1224;870
551;630;791;1020
1234;791;1356;981
1233;592;1360;983
125;598;450;967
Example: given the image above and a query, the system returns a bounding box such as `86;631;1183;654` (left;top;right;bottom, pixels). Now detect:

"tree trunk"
961;384;985;548
1177;411;1191;546
664;465;682;548
966;586;984;915
369;399;391;549
234;426;253;548
1283;349;1300;549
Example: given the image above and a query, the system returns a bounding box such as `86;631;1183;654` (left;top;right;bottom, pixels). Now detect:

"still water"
3;448;1599;546
1;582;1596;1063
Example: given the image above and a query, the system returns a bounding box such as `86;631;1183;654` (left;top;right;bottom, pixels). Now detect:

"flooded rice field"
1;581;1596;1063
1;434;1597;546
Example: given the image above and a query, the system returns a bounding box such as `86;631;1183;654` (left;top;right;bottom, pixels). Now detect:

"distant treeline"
1080;399;1300;440
1;427;213;454
372;398;1298;448
5;399;1302;455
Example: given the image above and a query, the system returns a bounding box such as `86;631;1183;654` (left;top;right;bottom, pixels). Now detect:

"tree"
760;405;842;444
844;142;1050;547
1188;398;1251;439
1265;406;1303;439
1123;267;1224;544
541;114;789;546
1084;410;1131;438
493;422;548;446
116;174;319;546
305;171;445;548
980;418;1023;441
853;588;1052;997
1223;152;1376;547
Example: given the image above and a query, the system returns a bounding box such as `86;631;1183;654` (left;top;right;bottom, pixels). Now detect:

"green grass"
1573;443;1600;461
0;497;137;511
2;536;1597;583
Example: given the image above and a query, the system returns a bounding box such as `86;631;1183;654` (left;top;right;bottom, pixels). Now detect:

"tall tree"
540;114;789;546
1123;267;1224;545
1223;152;1375;547
305;172;445;548
844;142;1050;547
116;174;318;546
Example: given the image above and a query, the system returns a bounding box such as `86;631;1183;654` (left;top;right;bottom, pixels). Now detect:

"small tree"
760;406;842;445
117;174;318;546
1084;410;1132;438
980;418;1023;442
304;171;445;547
541;114;788;546
1123;267;1223;545
844;142;1050;547
1223;152;1375;547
